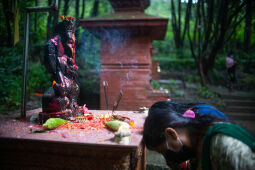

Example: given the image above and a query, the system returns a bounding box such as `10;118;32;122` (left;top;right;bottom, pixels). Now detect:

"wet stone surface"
0;109;146;147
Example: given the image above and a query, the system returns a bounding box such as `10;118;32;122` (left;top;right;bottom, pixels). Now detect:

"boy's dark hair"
143;101;225;149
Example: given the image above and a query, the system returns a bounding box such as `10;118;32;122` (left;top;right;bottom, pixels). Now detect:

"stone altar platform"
0;109;147;170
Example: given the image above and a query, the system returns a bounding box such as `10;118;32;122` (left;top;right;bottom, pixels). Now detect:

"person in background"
143;100;255;170
226;52;238;92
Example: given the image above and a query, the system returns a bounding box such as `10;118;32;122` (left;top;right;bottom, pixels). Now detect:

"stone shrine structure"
80;0;169;110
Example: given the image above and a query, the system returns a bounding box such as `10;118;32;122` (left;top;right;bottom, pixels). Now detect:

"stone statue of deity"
41;16;79;121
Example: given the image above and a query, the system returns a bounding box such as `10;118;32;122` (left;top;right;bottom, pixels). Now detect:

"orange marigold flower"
51;80;56;87
129;121;136;128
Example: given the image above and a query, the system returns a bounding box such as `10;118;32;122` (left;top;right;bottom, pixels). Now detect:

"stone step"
146;164;170;170
226;113;255;121
231;120;255;136
220;94;255;100
224;99;255;107
208;85;255;100
158;79;198;90
223;106;255;113
146;149;169;170
170;99;211;104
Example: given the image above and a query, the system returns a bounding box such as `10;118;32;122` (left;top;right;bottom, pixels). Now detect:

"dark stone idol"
41;16;79;121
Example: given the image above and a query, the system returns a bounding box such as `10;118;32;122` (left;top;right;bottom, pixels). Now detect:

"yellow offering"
105;120;130;131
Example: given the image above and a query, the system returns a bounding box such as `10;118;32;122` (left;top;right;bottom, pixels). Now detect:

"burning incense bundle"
112;90;123;113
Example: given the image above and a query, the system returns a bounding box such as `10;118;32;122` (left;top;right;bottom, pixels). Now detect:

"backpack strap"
201;123;255;170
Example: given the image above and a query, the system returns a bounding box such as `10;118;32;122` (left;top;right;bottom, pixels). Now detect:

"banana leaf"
43;118;69;130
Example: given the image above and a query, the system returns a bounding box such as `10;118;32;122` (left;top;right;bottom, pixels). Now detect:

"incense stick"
112;90;123;113
103;81;109;110
105;81;109;109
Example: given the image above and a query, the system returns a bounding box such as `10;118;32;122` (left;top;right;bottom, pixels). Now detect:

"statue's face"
67;29;73;40
66;23;75;43
66;29;75;45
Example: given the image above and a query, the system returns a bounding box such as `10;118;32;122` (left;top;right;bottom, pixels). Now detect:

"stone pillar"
80;0;169;110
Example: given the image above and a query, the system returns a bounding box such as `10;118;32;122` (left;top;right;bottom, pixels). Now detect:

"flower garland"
60;15;75;21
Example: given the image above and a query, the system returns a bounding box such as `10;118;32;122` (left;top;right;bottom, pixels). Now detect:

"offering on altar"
43;118;69;130
33;105;137;133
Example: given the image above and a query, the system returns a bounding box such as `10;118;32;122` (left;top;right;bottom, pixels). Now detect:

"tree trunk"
80;0;86;18
75;0;80;44
89;0;99;51
53;0;61;28
63;0;70;16
182;0;192;43
1;0;12;46
204;1;228;75
244;0;252;51
170;0;180;48
75;0;79;19
91;0;99;17
201;0;213;53
34;0;38;32
198;61;207;86
47;0;53;40
178;0;182;47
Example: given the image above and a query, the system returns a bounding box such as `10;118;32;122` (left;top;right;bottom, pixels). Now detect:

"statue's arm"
44;41;57;78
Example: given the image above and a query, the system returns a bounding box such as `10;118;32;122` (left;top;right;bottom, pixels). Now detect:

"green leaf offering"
105;120;130;131
43;118;69;130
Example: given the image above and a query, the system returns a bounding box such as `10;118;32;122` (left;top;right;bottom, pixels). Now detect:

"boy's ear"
165;127;178;140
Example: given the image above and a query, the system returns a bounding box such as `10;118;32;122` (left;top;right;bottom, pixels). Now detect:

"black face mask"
164;137;194;164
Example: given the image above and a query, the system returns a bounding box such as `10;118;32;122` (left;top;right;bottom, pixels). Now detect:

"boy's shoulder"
210;134;255;170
